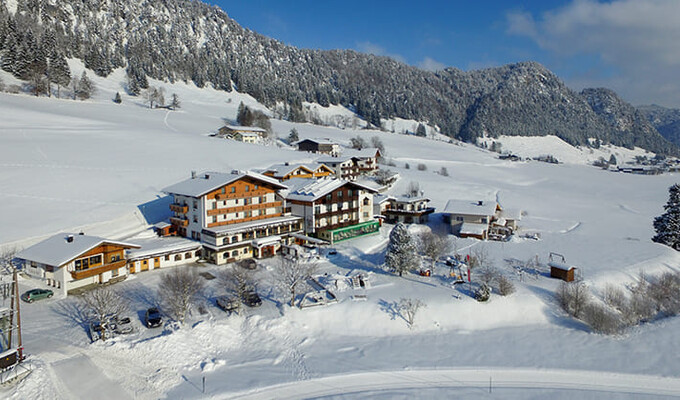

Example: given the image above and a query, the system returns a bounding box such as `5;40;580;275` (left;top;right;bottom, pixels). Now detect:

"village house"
218;125;267;141
162;171;303;264
442;198;520;240
15;233;140;296
126;236;202;274
283;177;379;244
296;138;340;156
316;148;382;180
381;195;435;224
260;162;334;181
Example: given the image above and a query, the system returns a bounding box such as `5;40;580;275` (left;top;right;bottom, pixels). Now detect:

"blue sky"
210;0;680;108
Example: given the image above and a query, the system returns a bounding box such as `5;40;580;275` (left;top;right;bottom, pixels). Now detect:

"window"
254;185;258;190
245;185;250;192
193;200;198;210
348;189;353;197
363;212;369;218
244;198;250;205
338;191;343;198
111;268;119;277
231;187;235;193
245;211;252;218
481;218;488;224
363;198;370;206
193;216;198;223
175;254;182;261
223;252;229;259
195;250;200;257
212;202;217;209
212;216;217;223
232;235;238;243
235;212;239;218
110;255;120;263
326;194;332;202
456;216;464;222
221;187;226;194
260;196;266;203
165;255;170;261
315;206;321;214
90;255;102;265
232;250;238;257
185;252;192;259
143;260;148;265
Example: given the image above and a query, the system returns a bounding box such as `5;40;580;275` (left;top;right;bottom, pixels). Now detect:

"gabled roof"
16;233;140;267
443;199;498;216
346;147;382;159
284;177;377;202
297;138;338;146
262;163;316;178
392;195;430;204
315;155;354;164
373;194;396;204
222;125;266;133
162;171;286;197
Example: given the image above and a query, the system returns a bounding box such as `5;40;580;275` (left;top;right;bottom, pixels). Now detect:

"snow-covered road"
226;368;680;400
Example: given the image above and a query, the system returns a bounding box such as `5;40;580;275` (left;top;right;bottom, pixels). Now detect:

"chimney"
284;162;289;166
191;171;197;179
478;200;483;206
204;173;210;179
66;235;74;243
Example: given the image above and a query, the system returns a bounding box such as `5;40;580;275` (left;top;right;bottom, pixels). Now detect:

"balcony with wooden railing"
170;203;189;214
170;217;189;227
70;260;127;280
206;201;282;216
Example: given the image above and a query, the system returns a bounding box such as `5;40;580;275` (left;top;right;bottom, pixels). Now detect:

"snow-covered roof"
162;171;286;197
392;195;430;204
153;221;171;229
374;194;396;204
223;125;266;133
262;163;316;178
204;215;302;235
127;236;201;260
460;223;489;236
284;177;377;202
297;138;338;146
345;147;381;159
443;199;498;216
316;155;354;164
549;261;576;271
236;132;260;138
500;208;522;221
16;233;140;267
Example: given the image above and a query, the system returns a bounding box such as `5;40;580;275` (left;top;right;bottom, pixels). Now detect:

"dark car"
145;307;163;328
21;288;53;303
216;296;240;313
242;291;262;307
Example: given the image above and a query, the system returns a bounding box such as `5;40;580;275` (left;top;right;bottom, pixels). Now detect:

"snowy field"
2;67;680;398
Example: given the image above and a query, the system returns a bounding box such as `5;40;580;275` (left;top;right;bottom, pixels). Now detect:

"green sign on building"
324;220;380;244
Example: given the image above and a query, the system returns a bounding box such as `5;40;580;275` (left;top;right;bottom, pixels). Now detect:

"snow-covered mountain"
0;0;676;154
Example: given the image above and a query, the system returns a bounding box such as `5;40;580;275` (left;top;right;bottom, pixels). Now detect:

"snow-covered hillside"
2;70;680;399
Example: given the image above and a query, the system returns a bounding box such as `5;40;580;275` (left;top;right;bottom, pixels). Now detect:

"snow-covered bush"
582;302;622;335
497;275;515;296
556;281;589;318
475;283;491;302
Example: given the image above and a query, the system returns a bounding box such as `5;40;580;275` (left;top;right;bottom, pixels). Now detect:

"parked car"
241;291;262;307
145;307;163;328
239;259;257;270
326;249;338;257
21;288;53;303
89;320;114;342
216;296;240;314
113;316;134;334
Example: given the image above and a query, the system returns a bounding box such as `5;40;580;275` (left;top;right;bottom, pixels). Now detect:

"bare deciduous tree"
582;302;622;335
272;256;318;307
398;297;425;329
158;267;204;325
406;181;420;197
81;287;128;341
418;230;451;271
556;280;589;318
497;275;515;296
219;263;256;300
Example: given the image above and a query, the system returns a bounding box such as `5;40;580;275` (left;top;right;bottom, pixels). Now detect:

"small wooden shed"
549;261;576;282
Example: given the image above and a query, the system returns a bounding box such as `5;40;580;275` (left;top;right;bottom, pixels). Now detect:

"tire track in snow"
226;368;680;400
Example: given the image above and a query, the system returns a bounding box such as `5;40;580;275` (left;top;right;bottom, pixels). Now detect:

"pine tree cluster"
653;184;680;250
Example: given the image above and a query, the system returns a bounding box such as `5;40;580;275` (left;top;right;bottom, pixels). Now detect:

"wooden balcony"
70;260;127;280
170;217;189;227
206;213;283;228
214;189;269;200
170;203;188;213
206;201;282;216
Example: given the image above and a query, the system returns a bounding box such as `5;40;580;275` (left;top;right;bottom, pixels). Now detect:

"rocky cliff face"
0;0;676;154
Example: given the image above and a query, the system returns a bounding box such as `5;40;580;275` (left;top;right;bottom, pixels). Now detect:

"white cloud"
417;57;446;72
506;0;680;107
356;41;405;63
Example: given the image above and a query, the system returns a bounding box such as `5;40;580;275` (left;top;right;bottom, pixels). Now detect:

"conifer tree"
113;92;122;104
653;184;680;250
385;223;419;276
